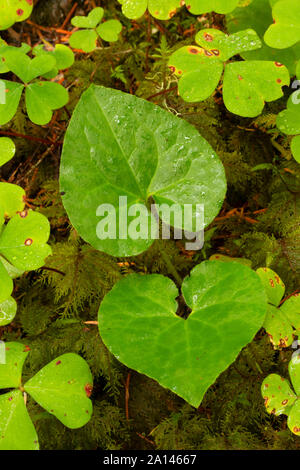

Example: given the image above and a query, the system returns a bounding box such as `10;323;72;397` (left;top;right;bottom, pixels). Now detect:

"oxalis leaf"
276;89;300;164
118;0;239;19
265;0;300;49
257;267;300;348
0;0;33;31
0;136;15;166
0;209;52;271
0;259;13;304
169;28;290;117
32;44;75;79
69;7;122;53
0;49;69;125
262;353;300;436
226;0;300;75
98;260;267;407
60;85;226;257
0;343;93;449
0;296;17;326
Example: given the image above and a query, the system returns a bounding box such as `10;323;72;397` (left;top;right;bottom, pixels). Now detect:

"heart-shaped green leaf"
60;85;226;257
0;259;13;304
32;44;74;78
0;295;17;326
98;260;267;407
0;137;15;166
0;42;31;74
226;0;300;75
0;210;52;271
0;0;33;31
263;304;294;348
0;80;24;125
261;373;296;416
0;256;24;279
223;60;290;117
262;353;300;436
256;267;285;307
265;0;300;49
0;182;25;217
2;48;56;83
96;20;122;42
0;342;29;388
24;353;93;429
0;390;39;450
69;30;98;53
277;91;300;163
71;7;104;28
25;81;69;125
118;0;180;19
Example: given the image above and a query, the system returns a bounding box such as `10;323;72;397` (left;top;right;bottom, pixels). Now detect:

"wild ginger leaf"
98;261;267;407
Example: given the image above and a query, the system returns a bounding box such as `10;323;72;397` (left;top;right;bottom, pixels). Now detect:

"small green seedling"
117;0;239;20
0;342;93;449
0;0;33;30
32;43;74;79
261;353;300;436
257;267;300;348
69;7;122;53
60;85;226;257
226;0;300;75
264;0;300;49
0;48;69;125
276;64;300;163
169;28;290;117
98;260;267;407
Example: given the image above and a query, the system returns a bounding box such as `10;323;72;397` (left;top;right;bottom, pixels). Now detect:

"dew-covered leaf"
98;260;267;407
0;390;39;450
264;0;300;49
25;81;69;125
195;28;261;62
69;30;98;53
0;137;15;166
0;256;24;279
277;91;300;163
96;19;122;42
0;80;24;125
0;341;29;388
223;60;289;117
118;0;181;19
24;353;93;429
60;85;226;257
0;210;52;271
71;7;104;28
0;182;25;217
256;267;285;306
261;373;296;416
0;296;17;326
226;0;300;75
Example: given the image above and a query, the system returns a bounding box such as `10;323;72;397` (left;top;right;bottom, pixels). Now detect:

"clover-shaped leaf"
0;259;13;304
0;41;32;74
277;91;300;163
0;49;69;125
32;44;74;79
265;0;300;49
0;0;33;31
98;260;267;407
262;353;300;436
0;136;15;166
0;342;93;450
169;28;290;117
0;210;52;271
60;85;226;257
118;0;239;19
257;267;300;348
69;7;122;53
0;183;25;217
0;296;17;326
226;0;300;75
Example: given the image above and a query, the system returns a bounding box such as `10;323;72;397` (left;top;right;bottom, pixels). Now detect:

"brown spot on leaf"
56;360;62;365
85;383;93;397
24;238;33;246
293;426;300;434
282;399;288;405
275;62;283;67
19;210;28;218
204;33;213;42
16;9;23;15
188;47;199;54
